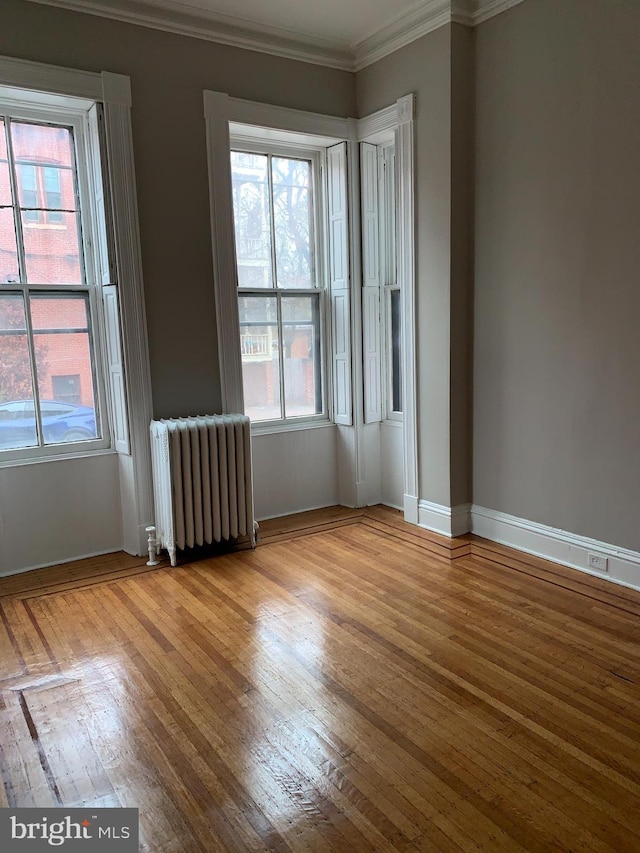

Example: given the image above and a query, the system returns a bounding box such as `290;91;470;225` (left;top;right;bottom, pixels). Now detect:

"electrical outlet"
588;553;608;572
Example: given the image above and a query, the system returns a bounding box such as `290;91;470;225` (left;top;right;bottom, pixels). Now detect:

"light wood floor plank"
1;506;640;851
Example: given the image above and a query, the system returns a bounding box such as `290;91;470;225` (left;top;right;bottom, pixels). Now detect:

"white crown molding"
353;0;528;69
451;0;477;25
25;0;530;72
354;0;453;71
471;505;640;593
473;0;528;26
25;0;353;71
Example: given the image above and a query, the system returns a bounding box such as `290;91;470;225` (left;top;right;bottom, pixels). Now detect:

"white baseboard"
256;501;345;522
471;505;640;593
418;501;471;538
404;493;419;525
0;548;121;579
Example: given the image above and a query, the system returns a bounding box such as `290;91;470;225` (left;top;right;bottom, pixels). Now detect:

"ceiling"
27;0;526;70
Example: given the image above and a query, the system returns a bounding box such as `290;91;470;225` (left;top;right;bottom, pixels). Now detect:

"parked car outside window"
0;399;97;449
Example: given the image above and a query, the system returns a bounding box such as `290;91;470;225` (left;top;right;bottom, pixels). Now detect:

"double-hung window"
0;97;108;458
230;144;325;425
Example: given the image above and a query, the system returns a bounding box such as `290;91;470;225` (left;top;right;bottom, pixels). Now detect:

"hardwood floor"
1;507;640;851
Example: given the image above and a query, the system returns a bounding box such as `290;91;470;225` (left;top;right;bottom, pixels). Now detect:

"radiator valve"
146;525;161;566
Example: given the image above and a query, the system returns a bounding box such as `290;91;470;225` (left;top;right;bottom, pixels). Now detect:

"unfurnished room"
0;0;639;850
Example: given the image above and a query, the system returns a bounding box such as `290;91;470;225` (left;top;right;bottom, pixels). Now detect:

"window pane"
0;208;19;283
16;163;74;216
18;163;37;206
391;289;402;413
282;295;321;418
23;210;82;284
44;167;69;223
0;294;37;449
231;152;272;289
281;295;315;324
272;157;313;289
18;164;39;222
238;294;281;421
52;374;81;405
31;294;89;331
0;118;10;206
11;122;74;169
30;294;98;444
44;167;63;207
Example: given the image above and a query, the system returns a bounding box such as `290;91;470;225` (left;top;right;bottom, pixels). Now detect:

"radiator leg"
146;526;161;566
251;520;259;548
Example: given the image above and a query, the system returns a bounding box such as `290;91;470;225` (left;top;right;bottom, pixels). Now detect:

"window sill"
250;418;335;437
0;445;116;469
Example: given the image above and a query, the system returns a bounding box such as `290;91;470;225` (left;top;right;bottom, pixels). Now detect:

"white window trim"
360;140;382;426
375;139;403;425
0;55;154;555
203;90;349;419
357;95;418;524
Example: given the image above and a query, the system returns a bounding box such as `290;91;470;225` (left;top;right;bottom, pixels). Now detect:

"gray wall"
0;0;355;418
5;0;637;551
357;27;452;507
450;24;475;507
357;24;474;508
474;0;640;550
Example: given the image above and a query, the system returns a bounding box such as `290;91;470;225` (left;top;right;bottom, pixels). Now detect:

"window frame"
377;140;402;424
0;92;111;462
230;135;331;432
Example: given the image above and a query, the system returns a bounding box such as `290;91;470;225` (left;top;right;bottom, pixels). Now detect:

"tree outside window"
231;149;323;424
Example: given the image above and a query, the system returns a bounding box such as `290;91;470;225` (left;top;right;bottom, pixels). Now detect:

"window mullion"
266;153;286;420
275;292;286;421
266;153;278;289
5;119;46;447
84;291;102;431
384;285;392;417
22;292;46;447
68;127;88;286
4;118;28;284
19;206;76;214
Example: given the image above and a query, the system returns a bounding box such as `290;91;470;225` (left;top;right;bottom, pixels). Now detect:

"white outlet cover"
588;553;609;572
